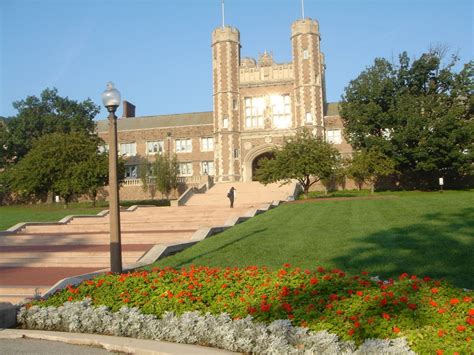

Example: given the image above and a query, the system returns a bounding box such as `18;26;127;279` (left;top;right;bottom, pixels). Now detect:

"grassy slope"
0;203;104;230
153;191;474;289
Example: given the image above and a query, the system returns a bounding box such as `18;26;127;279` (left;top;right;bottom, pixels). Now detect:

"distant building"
96;17;352;198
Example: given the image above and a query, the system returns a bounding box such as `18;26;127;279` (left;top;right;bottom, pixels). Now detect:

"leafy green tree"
1;88;100;166
347;148;396;193
155;154;179;199
341;50;473;188
139;158;158;200
9;132;110;206
255;129;341;198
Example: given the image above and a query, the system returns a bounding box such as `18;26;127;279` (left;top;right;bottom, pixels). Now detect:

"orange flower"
393;326;400;333
436;350;443;355
457;325;466;332
450;298;460;305
438;329;444;337
431;288;439;294
429;300;438;307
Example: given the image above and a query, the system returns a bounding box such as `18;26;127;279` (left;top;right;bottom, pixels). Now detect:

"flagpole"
301;0;305;19
221;0;225;28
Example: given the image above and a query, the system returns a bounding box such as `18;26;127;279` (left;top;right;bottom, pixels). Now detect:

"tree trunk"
371;184;375;194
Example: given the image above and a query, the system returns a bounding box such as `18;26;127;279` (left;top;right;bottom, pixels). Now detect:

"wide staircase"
0;182;295;303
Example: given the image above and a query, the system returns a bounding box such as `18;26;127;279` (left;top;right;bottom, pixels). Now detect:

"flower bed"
23;265;473;353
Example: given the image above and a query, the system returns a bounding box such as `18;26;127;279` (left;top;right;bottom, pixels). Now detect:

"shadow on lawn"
332;207;474;289
171;228;268;268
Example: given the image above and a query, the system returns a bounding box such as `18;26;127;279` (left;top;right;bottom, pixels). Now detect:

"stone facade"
96;17;352;197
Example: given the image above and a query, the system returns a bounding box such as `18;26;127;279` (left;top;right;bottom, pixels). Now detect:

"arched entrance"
251;152;275;181
242;143;276;182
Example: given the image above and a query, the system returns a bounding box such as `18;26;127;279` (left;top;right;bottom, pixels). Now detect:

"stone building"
96;17;352;198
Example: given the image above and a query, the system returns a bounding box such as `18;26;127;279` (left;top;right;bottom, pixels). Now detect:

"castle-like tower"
212;26;241;182
291;19;326;136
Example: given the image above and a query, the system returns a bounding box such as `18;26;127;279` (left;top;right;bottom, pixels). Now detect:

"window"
233;99;238;110
201;161;214;175
119;142;137;156
244;97;264;128
305;112;313;124
175;138;192;153
223;117;229;129
326;129;342;144
233;148;239;158
303;49;309;59
146;141;164;155
124;165;138;179
178;162;193;176
201;137;214;151
98;144;109;153
271;95;291;129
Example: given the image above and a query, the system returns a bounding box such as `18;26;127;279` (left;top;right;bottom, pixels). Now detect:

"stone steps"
0;286;50;304
0;251;143;267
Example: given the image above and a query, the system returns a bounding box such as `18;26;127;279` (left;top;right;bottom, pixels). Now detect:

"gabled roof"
96;111;213;132
324;102;340;116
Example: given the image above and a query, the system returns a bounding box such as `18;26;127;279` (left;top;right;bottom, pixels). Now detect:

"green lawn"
0;203;105;230
152;190;474;289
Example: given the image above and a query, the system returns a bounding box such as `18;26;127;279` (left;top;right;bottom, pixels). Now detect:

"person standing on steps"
227;186;236;208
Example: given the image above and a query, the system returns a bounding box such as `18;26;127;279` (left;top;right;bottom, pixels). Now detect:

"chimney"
122;100;136;118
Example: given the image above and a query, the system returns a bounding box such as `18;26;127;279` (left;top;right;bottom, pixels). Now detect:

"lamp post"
102;82;122;273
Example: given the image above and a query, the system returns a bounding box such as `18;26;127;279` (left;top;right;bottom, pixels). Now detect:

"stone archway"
252;152;275;181
242;143;276;182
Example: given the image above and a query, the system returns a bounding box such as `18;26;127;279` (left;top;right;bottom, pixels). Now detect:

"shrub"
27;265;473;353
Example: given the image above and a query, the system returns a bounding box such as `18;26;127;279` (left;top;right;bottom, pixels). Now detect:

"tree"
255;129;341;198
140;154;179;200
155;154;179;199
139;158;158;200
9;132;110;206
341;50;473;188
347;148;396;193
1;88;100;166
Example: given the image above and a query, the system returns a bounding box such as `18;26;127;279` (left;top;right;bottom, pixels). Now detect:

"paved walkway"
0;329;235;354
0;182;295;303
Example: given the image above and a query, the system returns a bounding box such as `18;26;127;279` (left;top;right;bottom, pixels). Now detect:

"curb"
0;329;235;354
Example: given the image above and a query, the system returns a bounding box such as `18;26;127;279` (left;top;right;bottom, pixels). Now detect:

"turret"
212;26;241;181
291;18;325;136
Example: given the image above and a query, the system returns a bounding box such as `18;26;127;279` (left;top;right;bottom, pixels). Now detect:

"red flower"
408;303;417;310
123;298;130;303
247;306;257;314
260;303;271;312
423;276;431;282
68;296;73;301
310;277;318;285
283;263;291;268
457;325;466;332
464;297;473;303
469;309;474;316
317;266;325;273
282;303;292;313
336;309;344;315
450;298;460;305
354;322;360;328
438;330;444;337
356;291;363;297
393;326;400;333
347;329;355;336
367;317;375;324
382;313;391;320
466;317;474;325
221;284;228;289
436;350;443;355
380;298;387;307
429;300;438;307
438;308;447;314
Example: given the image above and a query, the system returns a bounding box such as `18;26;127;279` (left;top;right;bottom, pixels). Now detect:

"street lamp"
101;82;122;273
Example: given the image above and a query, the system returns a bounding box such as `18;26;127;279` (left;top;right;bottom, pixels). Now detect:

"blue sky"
1;0;472;119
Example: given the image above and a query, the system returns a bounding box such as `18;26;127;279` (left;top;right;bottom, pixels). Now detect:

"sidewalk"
0;329;236;354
